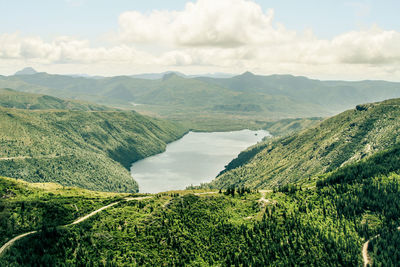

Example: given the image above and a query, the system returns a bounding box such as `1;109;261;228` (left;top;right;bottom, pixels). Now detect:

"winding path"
362;226;400;266
1;191;273;257
0;196;152;257
362;236;377;267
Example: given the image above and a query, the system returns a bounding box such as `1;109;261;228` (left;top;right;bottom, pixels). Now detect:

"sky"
1;0;400;80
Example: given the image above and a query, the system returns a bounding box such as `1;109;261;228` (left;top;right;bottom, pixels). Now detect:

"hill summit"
14;67;38;75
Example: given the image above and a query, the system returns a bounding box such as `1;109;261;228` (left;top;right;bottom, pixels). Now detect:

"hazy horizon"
7;67;400;83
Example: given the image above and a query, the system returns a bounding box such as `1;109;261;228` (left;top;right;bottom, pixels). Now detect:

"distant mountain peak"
15;67;38;75
162;72;182;81
239;71;255;77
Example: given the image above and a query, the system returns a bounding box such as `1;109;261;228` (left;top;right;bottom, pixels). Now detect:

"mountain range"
2;69;400;129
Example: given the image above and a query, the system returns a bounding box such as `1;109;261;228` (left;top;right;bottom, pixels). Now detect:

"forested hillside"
211;98;400;189
2;143;400;265
0;176;121;249
0;107;186;192
0;88;114;111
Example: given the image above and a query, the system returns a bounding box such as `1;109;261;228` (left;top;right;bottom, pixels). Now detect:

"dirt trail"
0;156;32;160
362;226;400;266
0;154;65;161
0;196;152;257
0;231;37;256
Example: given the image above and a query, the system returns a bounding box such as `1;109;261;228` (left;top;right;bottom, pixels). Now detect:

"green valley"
0;89;399;265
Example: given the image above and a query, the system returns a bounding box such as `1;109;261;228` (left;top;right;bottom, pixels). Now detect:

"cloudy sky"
1;0;399;80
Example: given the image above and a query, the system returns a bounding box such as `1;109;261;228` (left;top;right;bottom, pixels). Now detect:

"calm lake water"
130;129;270;193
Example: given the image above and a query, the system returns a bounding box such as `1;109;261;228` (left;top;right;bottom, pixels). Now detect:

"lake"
130;129;270;193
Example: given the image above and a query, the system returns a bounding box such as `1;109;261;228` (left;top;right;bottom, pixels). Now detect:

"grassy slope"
0;107;187;192
0;88;114;111
210;99;400;189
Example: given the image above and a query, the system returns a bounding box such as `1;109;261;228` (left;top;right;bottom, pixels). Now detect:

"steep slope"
0;88;113;111
0;108;186;192
211;98;400;189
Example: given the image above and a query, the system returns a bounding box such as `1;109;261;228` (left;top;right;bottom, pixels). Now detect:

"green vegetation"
0;88;114;111
1;186;358;266
315;144;400;266
1;130;400;265
0;107;186;192
263;117;323;136
1;83;400;265
172;115;266;132
369;230;400;266
2;71;400;130
0;176;121;248
211;98;400;189
2;148;400;266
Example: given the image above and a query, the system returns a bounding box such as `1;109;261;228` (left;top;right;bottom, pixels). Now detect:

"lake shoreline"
131;129;270;193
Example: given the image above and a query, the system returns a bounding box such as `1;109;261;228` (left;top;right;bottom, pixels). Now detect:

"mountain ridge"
2;71;400;123
0;88;114;111
209;98;400;189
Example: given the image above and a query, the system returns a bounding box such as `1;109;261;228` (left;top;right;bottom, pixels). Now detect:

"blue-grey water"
130;129;270;193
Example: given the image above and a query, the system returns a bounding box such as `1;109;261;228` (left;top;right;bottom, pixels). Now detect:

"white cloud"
1;0;400;80
332;27;400;64
0;34;155;65
117;0;287;47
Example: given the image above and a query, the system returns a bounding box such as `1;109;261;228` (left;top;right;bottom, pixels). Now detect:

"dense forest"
0;176;122;250
1;140;400;265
